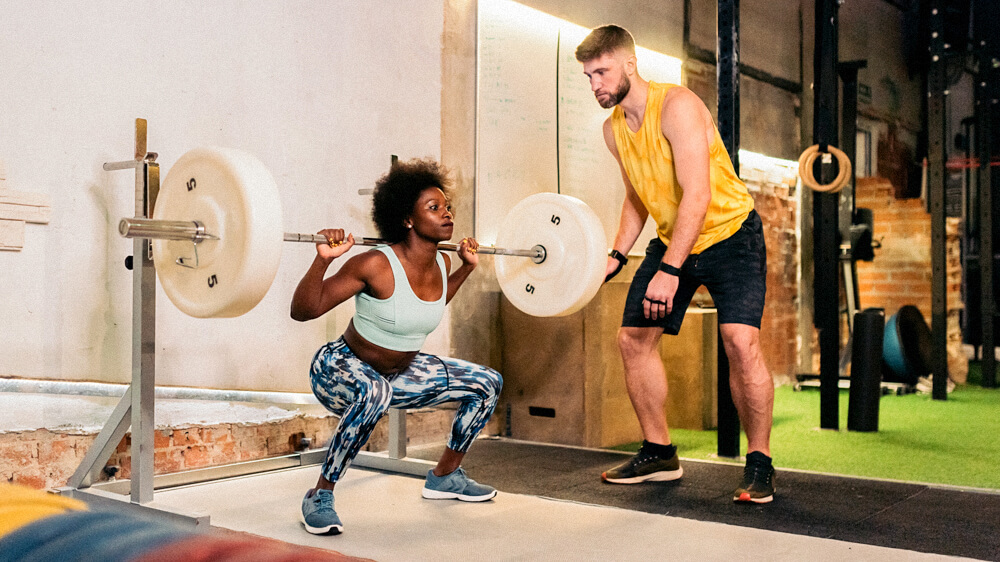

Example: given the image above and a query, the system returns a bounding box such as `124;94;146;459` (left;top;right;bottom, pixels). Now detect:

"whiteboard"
477;0;682;254
476;0;559;244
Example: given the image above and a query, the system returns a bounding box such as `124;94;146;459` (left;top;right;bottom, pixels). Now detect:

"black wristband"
657;262;682;277
609;249;628;265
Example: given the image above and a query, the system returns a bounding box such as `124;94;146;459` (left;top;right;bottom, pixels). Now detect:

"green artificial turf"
611;362;1000;489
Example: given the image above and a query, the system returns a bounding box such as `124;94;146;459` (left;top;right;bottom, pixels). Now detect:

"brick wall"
2;407;467;491
689;167;800;379
688;161;800;379
740;161;801;380
684;59;802;379
855;177;967;382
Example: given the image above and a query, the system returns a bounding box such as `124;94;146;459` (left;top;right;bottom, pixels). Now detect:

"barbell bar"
118;217;546;263
116;146;607;319
283;232;547;262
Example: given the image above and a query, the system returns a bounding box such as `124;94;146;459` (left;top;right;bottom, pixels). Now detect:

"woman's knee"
484;368;503;396
354;376;394;415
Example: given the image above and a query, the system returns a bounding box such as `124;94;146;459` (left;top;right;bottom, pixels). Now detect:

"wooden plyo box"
499;272;718;449
0;184;51;251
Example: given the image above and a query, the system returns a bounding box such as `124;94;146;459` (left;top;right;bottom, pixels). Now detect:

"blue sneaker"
301;489;343;535
422;467;497;502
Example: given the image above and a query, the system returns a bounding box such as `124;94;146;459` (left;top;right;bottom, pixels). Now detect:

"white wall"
0;1;446;392
476;0;681;252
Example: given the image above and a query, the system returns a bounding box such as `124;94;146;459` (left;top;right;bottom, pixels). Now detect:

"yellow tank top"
612;82;753;253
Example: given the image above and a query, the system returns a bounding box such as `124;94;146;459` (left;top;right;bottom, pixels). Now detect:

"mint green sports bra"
353;246;447;352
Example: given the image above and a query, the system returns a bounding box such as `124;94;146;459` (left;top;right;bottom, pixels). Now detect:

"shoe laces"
629;449;659;468
743;461;772;486
314;490;334;511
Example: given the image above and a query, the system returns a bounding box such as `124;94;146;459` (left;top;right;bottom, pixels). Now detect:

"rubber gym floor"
154;438;999;561
408;439;1000;560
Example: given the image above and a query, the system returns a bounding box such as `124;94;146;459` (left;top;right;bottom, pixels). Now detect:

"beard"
597;71;631;108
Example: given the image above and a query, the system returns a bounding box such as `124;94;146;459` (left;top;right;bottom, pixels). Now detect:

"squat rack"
57;120;433;526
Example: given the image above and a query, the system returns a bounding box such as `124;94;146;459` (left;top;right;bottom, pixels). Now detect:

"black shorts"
622;210;767;335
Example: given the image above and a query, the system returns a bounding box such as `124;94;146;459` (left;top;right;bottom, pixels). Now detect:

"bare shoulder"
661;86;709;119
660;86;712;138
341;248;390;280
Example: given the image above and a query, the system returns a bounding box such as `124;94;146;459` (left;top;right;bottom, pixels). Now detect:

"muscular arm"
658;88;713;268
639;88;714;319
442;238;479;303
603;118;649;283
603;117;649;256
290;251;369;322
442;254;475;303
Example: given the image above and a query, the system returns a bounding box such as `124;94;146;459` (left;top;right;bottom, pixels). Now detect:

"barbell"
117;146;608;319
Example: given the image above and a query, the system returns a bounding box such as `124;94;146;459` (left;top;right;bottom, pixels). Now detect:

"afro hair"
371;158;452;243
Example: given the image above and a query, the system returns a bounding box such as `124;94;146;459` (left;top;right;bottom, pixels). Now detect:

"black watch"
658;262;682;277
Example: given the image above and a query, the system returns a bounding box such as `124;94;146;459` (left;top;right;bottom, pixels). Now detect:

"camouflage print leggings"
309;337;503;483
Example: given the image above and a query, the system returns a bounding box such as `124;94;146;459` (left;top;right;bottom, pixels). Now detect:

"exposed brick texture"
687;162;801;380
2;407;475;491
684;59;801;379
748;174;801;380
855;177;967;382
697;161;802;380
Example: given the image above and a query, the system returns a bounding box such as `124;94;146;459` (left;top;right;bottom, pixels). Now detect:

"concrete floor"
154;463;970;561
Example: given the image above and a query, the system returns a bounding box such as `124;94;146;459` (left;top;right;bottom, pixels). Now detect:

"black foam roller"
848;308;886;432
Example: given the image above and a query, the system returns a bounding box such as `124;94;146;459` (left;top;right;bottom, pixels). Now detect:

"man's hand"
643;270;678;320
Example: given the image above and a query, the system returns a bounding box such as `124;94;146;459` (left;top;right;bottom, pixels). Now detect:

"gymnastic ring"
798;144;852;193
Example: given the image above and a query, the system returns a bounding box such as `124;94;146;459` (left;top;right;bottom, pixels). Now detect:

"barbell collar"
119;217;217;242
104;160;144;171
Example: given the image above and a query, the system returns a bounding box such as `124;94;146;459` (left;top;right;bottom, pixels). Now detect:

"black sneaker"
602;447;683;484
733;452;775;503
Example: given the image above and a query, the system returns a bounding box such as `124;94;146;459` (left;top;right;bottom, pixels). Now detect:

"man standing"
576;25;775;503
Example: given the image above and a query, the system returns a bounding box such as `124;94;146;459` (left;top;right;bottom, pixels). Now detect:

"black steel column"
960;116;975;357
838;61;866;252
928;1;949;400
716;0;741;458
839;61;867;330
813;0;841;429
974;0;997;387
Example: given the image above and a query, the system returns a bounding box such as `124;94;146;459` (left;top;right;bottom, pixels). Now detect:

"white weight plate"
152;147;283;318
495;193;607;317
